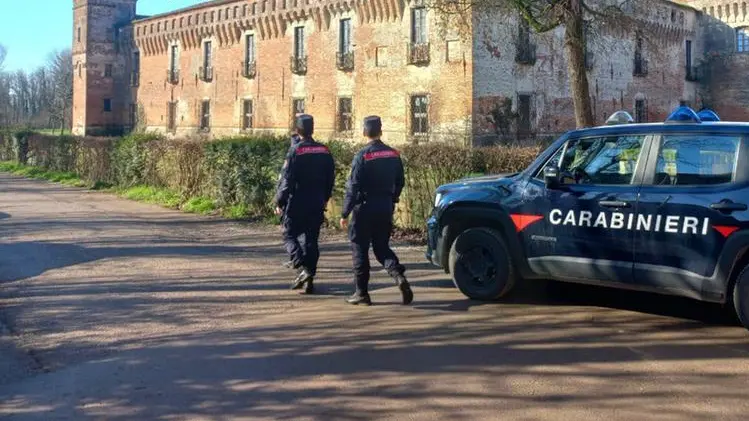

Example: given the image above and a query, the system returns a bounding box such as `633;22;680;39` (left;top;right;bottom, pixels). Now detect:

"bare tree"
0;46;73;131
48;49;73;133
0;44;8;126
428;0;660;129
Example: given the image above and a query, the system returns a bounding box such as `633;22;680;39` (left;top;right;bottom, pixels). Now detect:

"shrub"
0;128;543;233
203;135;289;216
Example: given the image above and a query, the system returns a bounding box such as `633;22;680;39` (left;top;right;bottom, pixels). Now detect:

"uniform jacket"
342;140;405;219
275;138;336;216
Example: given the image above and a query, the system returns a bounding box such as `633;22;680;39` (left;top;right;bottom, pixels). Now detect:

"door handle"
710;200;747;213
599;200;631;208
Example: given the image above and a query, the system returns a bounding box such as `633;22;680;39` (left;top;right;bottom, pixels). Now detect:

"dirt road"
1;173;748;420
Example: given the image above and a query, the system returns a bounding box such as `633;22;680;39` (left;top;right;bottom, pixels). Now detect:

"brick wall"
74;0;745;143
703;53;749;120
472;3;703;145
131;0;473;145
72;0;137;136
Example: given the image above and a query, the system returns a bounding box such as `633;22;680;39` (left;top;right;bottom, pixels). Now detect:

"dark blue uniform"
275;132;335;283
342;117;411;305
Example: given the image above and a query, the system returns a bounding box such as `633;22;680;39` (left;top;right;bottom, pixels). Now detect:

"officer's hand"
339;218;348;229
275;207;283;216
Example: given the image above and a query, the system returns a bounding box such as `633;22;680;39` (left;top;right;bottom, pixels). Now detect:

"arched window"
738;27;749;52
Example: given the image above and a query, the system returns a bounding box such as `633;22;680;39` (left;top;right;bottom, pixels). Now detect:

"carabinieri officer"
275;114;335;294
340;116;413;306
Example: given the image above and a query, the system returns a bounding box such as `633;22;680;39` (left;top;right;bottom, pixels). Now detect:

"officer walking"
339;116;413;306
275;114;335;293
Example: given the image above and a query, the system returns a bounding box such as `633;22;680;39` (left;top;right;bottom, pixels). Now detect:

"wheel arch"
437;202;533;278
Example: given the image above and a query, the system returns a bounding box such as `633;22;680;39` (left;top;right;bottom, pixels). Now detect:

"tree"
428;0;657;129
0;45;73;130
47;49;73;133
0;44;8;126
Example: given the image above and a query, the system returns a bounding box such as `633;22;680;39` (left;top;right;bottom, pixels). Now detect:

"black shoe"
395;275;414;305
291;269;312;290
346;292;372;306
301;278;315;294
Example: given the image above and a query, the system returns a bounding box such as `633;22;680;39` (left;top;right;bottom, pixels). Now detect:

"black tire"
448;227;516;300
733;266;749;331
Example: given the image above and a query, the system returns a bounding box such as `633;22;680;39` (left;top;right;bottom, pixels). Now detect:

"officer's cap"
363;115;382;137
295;114;314;136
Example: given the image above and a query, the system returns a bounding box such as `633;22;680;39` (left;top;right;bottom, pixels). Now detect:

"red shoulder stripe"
364;150;400;161
296;146;330;155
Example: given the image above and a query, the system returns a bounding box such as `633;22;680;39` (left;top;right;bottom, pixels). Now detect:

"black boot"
290;268;312;290
301;278;315;294
394;274;413;305
346;291;372;306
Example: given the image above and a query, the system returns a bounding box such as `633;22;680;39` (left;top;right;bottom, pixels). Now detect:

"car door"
635;132;748;301
520;133;651;284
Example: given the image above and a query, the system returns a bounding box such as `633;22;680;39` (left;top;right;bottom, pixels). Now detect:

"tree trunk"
563;0;595;128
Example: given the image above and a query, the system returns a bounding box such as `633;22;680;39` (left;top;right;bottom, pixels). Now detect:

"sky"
0;0;206;71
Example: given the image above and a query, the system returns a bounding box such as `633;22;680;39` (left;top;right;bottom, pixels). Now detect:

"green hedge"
0;130;543;230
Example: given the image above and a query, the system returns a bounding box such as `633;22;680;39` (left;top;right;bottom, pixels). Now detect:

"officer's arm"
275;149;296;208
394;157;405;203
325;154;335;203
341;153;364;219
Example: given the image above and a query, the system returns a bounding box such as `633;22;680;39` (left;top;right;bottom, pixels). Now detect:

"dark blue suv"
426;107;749;330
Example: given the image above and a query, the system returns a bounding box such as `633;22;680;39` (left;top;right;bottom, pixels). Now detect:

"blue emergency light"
665;106;702;124
697;108;721;122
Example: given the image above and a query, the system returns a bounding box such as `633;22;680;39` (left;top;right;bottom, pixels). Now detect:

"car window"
538;135;645;185
652;135;740;186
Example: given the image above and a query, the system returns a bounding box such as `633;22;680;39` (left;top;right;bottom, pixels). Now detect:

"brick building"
71;0;738;144
676;1;749;121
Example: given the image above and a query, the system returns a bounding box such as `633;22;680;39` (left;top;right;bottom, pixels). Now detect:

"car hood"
439;173;517;190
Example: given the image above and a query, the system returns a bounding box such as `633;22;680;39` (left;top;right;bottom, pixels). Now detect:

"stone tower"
72;0;137;136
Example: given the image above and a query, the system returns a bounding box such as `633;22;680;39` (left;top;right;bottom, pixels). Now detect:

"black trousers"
349;207;405;293
283;211;323;276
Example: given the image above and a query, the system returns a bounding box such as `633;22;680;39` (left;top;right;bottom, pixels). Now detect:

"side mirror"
543;166;561;189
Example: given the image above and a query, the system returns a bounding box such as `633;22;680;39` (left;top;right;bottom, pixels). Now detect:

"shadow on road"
2;174;749;419
2;302;748;420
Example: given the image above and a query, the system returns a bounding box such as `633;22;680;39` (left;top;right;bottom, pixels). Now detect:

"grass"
182;196;216;214
0;160;276;225
222;204;251;219
35;128;72;136
0;161;253;219
0;161;88;187
118;185;182;209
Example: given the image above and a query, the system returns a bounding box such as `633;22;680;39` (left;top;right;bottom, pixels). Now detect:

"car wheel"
448;227;516;301
733;266;749;331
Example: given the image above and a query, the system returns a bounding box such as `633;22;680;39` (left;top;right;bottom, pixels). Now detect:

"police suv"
426;107;749;330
